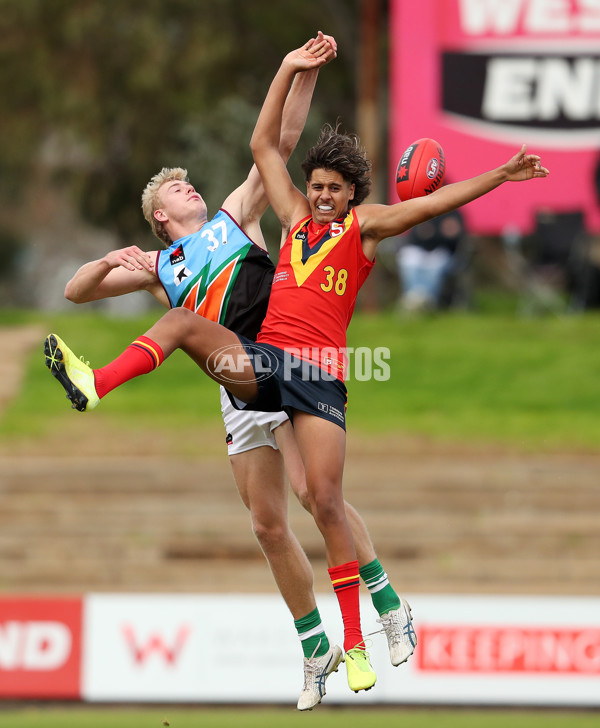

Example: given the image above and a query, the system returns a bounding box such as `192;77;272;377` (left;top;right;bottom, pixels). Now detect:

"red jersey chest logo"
289;212;353;286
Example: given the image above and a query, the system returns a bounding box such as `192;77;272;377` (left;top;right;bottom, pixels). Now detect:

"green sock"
294;607;330;659
360;557;401;616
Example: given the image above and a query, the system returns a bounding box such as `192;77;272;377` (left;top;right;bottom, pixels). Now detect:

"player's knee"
310;490;344;529
251;515;289;552
293;484;312;513
163;306;197;336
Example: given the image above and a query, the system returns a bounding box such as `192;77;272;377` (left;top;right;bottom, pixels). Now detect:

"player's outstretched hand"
104;246;155;273
316;31;338;60
503;144;549;182
284;30;337;73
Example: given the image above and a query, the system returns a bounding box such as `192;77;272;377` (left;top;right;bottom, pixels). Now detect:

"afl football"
396;138;445;201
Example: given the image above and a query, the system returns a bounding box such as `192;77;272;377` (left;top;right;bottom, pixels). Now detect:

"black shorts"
226;335;348;430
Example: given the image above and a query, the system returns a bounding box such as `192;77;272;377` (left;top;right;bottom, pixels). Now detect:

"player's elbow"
64;282;88;304
249;128;261;152
250;131;276;161
249;135;263;159
278;129;298;163
64;283;78;303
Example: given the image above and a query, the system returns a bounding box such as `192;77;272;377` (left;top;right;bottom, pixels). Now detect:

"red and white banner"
399;594;600;706
418;625;600;674
0;597;82;698
389;0;600;234
80;593;600;706
2;594;599;706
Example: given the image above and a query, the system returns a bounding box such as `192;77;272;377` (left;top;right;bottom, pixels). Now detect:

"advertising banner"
3;594;598;705
0;597;82;699
81;593;325;703
389;0;600;234
82;593;600;707
406;594;600;706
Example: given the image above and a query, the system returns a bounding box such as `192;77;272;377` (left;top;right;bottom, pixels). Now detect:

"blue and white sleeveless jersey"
156;209;274;339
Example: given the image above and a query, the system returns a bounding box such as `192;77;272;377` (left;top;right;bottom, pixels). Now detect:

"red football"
395;138;445;201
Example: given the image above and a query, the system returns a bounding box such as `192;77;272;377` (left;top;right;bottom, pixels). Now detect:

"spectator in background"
396;207;466;312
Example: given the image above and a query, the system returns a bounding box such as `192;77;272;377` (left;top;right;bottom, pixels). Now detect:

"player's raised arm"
230;67;319;235
250;32;337;233
223;36;336;237
358;145;549;255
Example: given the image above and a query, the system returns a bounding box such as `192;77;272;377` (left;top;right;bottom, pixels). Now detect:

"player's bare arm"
224;39;333;241
250;32;337;232
64;247;164;303
225;71;319;244
358;145;549;257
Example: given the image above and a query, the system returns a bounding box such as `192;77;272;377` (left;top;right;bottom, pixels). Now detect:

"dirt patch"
0;324;45;412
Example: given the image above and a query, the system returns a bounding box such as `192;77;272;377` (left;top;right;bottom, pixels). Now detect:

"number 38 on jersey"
321;265;348;296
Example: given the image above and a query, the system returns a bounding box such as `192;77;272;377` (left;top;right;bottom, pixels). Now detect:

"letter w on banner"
122;623;191;665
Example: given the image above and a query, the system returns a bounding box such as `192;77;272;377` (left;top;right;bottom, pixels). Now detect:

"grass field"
2;308;599;451
2;706;599;728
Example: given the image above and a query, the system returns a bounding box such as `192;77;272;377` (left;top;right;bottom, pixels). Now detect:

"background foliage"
0;0;370;270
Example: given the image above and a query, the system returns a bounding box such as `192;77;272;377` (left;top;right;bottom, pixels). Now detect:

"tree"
0;0;359;241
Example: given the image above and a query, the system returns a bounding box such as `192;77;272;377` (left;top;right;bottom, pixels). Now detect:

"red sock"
328;560;364;652
94;336;164;399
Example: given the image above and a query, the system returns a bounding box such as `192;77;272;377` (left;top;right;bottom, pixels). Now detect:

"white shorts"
219;386;289;455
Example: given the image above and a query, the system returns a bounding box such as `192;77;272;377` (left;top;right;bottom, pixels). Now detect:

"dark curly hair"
301;123;372;207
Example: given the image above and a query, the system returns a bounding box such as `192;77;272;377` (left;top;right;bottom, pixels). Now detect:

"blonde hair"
141;167;189;246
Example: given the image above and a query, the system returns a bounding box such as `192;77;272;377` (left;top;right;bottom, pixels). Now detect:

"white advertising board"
82;593;600;706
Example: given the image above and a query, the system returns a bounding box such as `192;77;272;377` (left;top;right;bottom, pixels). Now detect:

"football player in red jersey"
245;31;547;690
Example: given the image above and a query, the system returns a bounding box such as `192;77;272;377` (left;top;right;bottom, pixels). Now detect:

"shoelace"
346;646;374;672
79;355;90;366
366;613;401;641
347;639;373;655
303;659;320;682
303;638;324;688
302;654;329;695
309;638;322;660
370;610;417;650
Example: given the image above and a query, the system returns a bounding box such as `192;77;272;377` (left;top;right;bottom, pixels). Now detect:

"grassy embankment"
1;309;598;452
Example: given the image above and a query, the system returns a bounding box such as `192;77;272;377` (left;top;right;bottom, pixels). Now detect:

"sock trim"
297;624;326;642
364;571;390;593
132;338;163;368
368;581;389;594
364;571;388;586
330;574;360;591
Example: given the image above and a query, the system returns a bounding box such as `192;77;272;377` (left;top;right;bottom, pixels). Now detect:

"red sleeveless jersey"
257;208;374;380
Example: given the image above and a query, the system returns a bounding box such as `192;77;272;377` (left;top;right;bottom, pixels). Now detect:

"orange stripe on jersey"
182;280;201;311
196;258;237;323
